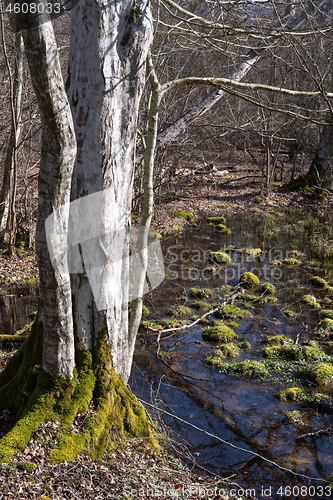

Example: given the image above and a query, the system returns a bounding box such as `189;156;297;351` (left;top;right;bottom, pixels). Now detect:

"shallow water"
131;209;333;499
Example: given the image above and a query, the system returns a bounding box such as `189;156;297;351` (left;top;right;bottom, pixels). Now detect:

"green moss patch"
206;343;240;365
218;360;269;379
191;300;214;312
168;305;191;318
276;387;303;402
207;216;226;224
283;258;301;265
285;410;304;426
209;251;233;264
310;276;328;288
302;295;321;310
216;304;248;320
321;309;333;320
263;343;326;362
259;282;276;294
174;211;195;222
239;272;260;287
302;363;333;385
190;287;215;299
217;225;231;235
202;325;236;342
264;335;292;346
319;318;333;332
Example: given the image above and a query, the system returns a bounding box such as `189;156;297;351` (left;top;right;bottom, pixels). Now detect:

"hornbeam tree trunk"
0;27;24;247
0;0;153;463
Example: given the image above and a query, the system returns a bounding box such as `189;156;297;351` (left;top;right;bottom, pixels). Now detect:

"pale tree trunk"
18;12;76;378
0;26;24;247
68;0;152;381
127;52;160;379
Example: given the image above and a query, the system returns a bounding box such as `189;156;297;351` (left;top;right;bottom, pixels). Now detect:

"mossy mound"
168;305;191;318
264;335;292;346
263;344;325;362
284;309;298;318
320;318;333;332
190;287;215;299
302;295;321;310
276;387;303;402
173;211;195;222
207;216;226;224
310;276;328;288
302;363;333;385
321;309;333;320
241;248;262;257
239;272;260;287
17;461;37;471
283;258;301;265
202;325;236;342
325;286;333;294
0;324;153;464
216;304;247;320
209;251;232;264
240;341;251;350
219;360;269;379
206;343;240;365
191;300;214;312
217;225;231;235
159;318;189;328
259;282;276;294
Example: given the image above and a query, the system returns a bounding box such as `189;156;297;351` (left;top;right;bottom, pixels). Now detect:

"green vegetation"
240;341;251;350
174;211;195;222
263;343;326;362
209;251;233;264
276;387;303;402
217;225;231;235
190;287;215;299
241;247;262;257
260;282;276;294
191;300;214;312
302;295;321;309
216;304;248;320
202;324;236;342
321;309;333;320
320;318;333;332
168;305;191;317
310;276;328;288
239;272;260;287
284;309;298;318
218;360;269;379
283;258;301;265
302;363;333;385
285;410;304;426
206;343;240;365
264;335;292;346
207;216;226;224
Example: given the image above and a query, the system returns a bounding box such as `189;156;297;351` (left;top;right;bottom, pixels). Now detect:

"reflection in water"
0;286;38;335
131;211;333;498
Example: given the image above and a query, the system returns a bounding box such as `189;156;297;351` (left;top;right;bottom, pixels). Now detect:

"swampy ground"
1;156;333;499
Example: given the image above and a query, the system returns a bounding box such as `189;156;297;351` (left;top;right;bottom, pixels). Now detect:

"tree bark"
306;122;333;191
0;27;24;247
18;13;76;378
68;0;152;381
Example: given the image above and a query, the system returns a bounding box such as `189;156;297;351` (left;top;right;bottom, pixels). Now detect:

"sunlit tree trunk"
0;26;24;248
68;0;152;381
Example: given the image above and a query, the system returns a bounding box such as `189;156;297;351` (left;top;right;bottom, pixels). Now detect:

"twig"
137;398;330;484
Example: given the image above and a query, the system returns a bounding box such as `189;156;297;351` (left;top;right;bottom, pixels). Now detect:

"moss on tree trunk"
0;322;153;463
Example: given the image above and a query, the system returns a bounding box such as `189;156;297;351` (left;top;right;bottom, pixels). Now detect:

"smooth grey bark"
0;27;24;246
68;0;152;381
18;14;76;378
127;52;160;379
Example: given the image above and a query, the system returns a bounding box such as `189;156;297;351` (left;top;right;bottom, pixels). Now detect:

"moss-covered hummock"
173;211;195;222
264;335;292;346
202;324;236;342
168;305;191;318
216;304;248;320
276;387;303;402
320;318;333;332
302;295;321;310
207;216;226;224
239;272;260;287
310;276;328;288
283;258;301;265
321;309;333;320
206;343;240;365
209;251;232;264
263;343;326;362
190;287;215;299
191;300;214;312
216;225;231;235
259;282;276;294
218;360;269;379
302;363;333;385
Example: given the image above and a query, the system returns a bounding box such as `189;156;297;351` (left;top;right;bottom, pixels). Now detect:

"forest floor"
0;152;332;499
